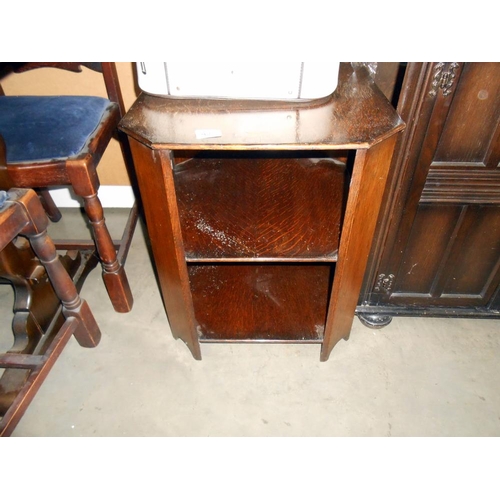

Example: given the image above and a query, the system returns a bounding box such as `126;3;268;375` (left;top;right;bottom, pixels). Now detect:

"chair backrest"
0;62;135;190
0;62;126;117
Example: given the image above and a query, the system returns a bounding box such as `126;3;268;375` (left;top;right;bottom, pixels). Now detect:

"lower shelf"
188;263;333;343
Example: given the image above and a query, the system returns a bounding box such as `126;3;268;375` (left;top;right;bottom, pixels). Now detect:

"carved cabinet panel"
358;62;500;324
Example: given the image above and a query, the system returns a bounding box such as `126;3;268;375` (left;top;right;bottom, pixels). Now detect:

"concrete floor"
1;208;500;437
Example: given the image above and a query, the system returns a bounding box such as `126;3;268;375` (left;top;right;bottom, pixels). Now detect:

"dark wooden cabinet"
120;63;404;361
358;62;500;325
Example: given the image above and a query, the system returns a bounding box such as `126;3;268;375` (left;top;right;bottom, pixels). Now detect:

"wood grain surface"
119;63;404;151
175;153;345;261
189;263;332;342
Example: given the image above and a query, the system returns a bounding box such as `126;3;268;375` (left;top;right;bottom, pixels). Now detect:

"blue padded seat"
0;95;113;163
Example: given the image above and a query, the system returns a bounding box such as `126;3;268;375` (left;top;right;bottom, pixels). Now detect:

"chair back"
0;62;126;117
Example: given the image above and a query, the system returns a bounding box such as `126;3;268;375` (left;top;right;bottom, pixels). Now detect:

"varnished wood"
101;62;126;117
120;63;404;360
175;153;345;261
0;353;47;370
0;317;78;437
0;62;136;313
0;188;101;436
0;245;98;417
0;237;98;415
0;135;11;188
360;62;500;322
321;135;398;360
128;140;201;360
190;264;331;342
358;63;428;305
120;63;404;151
1;189;101;347
0;240;81;353
37;187;62;222
431;63;500;167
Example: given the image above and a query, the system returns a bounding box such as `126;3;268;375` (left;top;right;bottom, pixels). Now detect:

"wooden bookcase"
119;63;404;361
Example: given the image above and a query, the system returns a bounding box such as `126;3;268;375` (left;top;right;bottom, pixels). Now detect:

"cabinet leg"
82;193;133;313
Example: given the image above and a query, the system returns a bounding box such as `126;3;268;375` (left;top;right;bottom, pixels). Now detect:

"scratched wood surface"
119;64;404;360
189;263;331;342
119;63;404;151
174;153;345;261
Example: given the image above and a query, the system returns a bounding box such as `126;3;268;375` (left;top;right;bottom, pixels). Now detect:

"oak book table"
119;63;404;361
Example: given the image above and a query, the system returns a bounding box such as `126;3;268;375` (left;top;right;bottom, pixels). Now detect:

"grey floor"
2;208;500;437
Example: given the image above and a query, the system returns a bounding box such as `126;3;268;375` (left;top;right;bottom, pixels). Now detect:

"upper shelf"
175;154;345;261
119;63;405;151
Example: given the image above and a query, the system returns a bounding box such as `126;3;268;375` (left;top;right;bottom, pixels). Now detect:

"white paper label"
195;129;222;139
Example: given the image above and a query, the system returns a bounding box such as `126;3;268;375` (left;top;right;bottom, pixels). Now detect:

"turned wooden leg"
82;193;133;313
0;188;102;435
36;188;62;222
0;188;101;348
28;229;101;348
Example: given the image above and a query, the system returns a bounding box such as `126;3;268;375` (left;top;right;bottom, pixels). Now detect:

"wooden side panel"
390;204;500;307
393;204;462;295
442;206;500;297
321;135;398;360
128;139;201;359
433;63;500;166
